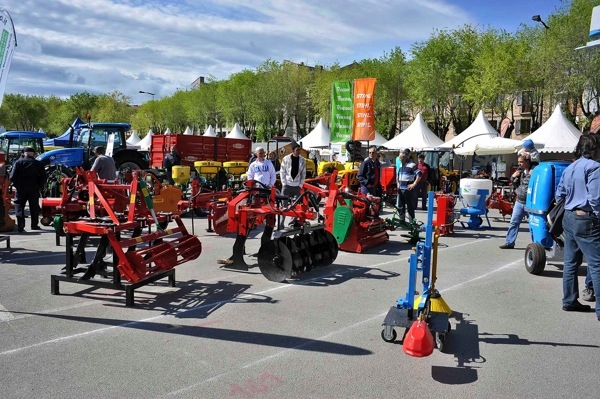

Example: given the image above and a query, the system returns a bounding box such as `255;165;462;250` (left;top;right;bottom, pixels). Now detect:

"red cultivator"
51;171;201;306
212;179;338;282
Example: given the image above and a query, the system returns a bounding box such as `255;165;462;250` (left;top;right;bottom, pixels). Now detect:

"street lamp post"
139;90;155;101
532;15;549;30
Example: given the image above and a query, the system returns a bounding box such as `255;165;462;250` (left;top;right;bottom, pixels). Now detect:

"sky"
3;0;565;104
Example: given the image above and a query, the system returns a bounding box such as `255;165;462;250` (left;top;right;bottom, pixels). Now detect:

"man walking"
396;148;421;222
9;147;46;232
499;154;532;249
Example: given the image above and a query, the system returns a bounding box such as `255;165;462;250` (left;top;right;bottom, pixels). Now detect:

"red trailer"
150;135;251;168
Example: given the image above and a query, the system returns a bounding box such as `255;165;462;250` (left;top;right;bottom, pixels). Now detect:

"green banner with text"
330;80;353;143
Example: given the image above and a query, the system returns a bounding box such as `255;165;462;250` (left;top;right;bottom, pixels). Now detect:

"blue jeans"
504;200;526;246
562;210;600;314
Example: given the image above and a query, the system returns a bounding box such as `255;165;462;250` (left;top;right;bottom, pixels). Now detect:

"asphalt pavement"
0;205;598;399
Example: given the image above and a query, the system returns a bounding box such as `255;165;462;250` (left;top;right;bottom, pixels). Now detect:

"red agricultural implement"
211;171;389;282
50;171;201;306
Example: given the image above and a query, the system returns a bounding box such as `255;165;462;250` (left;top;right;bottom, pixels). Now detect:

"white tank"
460;178;493;207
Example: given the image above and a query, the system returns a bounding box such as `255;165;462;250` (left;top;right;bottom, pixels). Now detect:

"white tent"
371;131;388;146
164;128;172;134
126;130;141;145
299;118;330;149
203;125;216;137
183;126;193;135
225;123;250;140
525;104;581;153
383;112;445;150
453;136;523;156
441;109;498;150
138;129;153;151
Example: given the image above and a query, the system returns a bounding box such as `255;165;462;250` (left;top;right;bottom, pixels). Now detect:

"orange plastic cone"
402;320;435;357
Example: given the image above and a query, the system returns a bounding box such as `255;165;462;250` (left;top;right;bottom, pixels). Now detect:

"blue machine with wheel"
524;161;571;274
381;192;451;353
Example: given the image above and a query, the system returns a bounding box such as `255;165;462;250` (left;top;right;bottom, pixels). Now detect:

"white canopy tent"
183;126;193;135
138;129;153;151
441;110;499;150
524;104;581;153
371;131;388;146
126;130;141;145
203;125;216;137
453;136;523;156
225;123;250;140
299;118;330;149
383;112;445;150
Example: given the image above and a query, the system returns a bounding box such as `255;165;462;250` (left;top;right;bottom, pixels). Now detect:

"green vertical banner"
330;80;353;142
0;6;16;108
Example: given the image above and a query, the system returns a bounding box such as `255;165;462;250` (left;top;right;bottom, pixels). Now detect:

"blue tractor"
0;131;47;166
524;161;571;274
37;121;149;197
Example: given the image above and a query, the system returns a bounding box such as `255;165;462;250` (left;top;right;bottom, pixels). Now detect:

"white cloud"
4;0;474;101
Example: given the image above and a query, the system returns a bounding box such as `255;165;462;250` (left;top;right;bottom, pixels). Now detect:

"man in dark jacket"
499;154;532;249
9;147;46;232
163;145;181;185
357;145;381;196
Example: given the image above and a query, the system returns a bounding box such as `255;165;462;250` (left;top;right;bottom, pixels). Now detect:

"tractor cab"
38;122;148;172
0;131;46;167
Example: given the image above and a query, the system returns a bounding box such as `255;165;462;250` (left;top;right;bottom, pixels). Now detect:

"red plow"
50;171;201;305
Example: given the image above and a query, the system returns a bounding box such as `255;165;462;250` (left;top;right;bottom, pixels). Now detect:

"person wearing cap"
9;147;46;232
396;148;422;222
279;142;306;228
90;146;117;181
358;145;382;196
519;139;540;165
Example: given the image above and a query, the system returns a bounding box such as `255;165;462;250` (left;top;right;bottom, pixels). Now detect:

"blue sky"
3;0;565;103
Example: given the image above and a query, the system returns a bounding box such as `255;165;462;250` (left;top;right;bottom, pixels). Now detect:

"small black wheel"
381;327;397;343
525;242;546;275
435;332;446;352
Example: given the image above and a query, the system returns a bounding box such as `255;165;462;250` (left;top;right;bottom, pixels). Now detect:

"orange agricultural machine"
0;152;15;234
50;171;201;306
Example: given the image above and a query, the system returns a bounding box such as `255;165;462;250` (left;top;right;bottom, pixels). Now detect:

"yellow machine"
194;161;222;179
317;161;345;175
172;165;191;185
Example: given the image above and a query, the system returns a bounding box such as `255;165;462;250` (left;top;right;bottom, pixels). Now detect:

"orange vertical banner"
352;78;376;141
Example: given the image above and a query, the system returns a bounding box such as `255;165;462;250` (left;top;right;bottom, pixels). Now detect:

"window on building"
515;118;531;134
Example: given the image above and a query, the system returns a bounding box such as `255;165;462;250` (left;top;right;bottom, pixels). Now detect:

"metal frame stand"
50;232;177;306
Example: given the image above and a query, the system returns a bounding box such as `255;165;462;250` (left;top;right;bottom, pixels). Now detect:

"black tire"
42;164;75;198
525;242;546;275
381;328;397;343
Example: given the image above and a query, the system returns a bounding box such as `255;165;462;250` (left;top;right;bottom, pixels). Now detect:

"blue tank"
525;161;571;246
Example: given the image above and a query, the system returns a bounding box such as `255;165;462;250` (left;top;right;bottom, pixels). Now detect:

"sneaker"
562;301;592;312
582;287;596;302
499;244;514;249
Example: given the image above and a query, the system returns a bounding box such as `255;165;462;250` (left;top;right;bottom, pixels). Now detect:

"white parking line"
0;302;14;321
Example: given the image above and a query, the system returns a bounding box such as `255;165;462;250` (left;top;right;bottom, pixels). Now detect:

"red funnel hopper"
402;320;434;357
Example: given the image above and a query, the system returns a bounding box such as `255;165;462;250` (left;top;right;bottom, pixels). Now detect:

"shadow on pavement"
290;264;401;287
431;311;598;385
8;310;373;356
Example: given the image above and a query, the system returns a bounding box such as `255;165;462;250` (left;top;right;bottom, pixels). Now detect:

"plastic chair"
459;188;491;229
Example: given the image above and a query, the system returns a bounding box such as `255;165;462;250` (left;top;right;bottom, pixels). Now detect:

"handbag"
547;197;565;244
